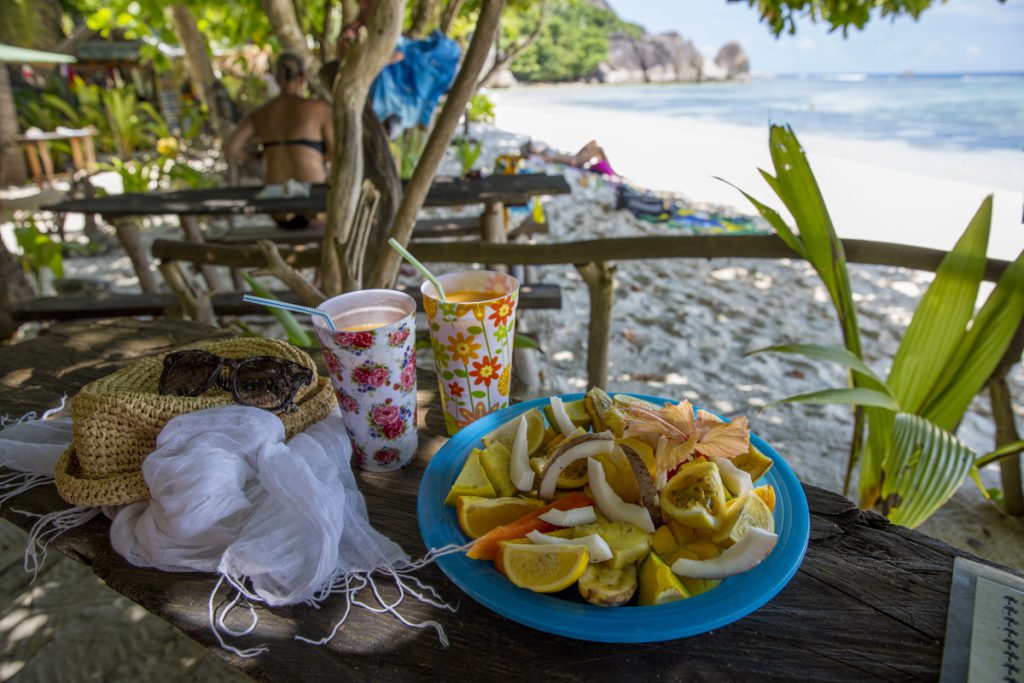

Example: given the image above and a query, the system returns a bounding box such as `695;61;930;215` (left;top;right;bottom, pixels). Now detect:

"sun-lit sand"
494;85;1024;260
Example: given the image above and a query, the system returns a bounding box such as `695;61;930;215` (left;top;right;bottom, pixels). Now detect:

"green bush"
510;0;642;83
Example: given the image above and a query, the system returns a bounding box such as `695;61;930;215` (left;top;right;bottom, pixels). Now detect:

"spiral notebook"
942;557;1024;683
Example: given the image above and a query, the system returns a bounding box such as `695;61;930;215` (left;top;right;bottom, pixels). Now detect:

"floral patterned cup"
312;290;417;472
421;271;520;436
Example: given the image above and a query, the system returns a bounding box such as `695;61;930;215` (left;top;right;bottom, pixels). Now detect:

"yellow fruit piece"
578;562;637;606
660;461;727;530
576;521;651;570
479;442;517;497
638;552;690;606
543;399;593;431
616;437;656;478
456;496;546;539
666;548;721;595
684;539;722;561
444;449;496;506
752;484;776;512
483;408;547;457
499;543;589;593
667;519;696;545
593;450;640;504
712;492;775;547
650;525;678;556
731;444;774;482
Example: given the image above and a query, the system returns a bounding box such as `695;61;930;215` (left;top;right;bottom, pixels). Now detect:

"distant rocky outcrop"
714;41;750;80
592;32;747;84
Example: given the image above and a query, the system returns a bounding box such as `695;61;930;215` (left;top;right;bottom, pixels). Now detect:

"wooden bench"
10;284;563;322
206;215;486;246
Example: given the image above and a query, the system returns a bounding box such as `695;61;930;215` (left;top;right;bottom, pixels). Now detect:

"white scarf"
0;404;464;656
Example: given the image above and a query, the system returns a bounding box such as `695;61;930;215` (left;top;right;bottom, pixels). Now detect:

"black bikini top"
262;139;326;155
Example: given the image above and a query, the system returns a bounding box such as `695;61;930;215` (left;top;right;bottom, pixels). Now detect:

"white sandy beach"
493;85;1024;261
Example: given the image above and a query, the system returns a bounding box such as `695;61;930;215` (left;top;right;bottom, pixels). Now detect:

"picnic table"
0;318;1016;681
17;128;98;188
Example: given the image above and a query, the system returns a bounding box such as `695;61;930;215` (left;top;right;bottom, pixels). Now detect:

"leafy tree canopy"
736;0;1004;36
509;0;641;83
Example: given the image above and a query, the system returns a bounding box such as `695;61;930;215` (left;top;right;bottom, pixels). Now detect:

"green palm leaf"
747;343;889;390
879;413;976;528
242;274;314;348
768;387;900;411
920;248;1024;431
886;197;991;414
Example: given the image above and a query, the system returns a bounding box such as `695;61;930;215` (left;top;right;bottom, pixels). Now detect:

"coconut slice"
509;415;535;492
539;505;597;527
549;396;576;436
586;457;655;533
711;456;753;496
525;530;613;563
670;527;778;579
619;443;661;525
538;435;614;499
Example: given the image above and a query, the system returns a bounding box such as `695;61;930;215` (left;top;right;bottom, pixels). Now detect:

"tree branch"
320;0;403;295
478;0;547;89
257;239;326;307
409;0;440;38
438;0;465;35
367;0;507;289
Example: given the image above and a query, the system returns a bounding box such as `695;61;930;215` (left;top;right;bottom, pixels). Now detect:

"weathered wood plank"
43;175;572;217
150;235;1012;283
2;320;1021;682
11;284;563;322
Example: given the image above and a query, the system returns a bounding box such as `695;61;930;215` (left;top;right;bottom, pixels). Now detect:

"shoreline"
493;86;1023;260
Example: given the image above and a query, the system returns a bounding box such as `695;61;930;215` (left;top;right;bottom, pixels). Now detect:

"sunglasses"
158;349;314;413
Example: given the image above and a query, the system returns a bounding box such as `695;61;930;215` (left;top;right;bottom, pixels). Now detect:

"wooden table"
42;174;571;295
17;129;98;188
1;319;1016;681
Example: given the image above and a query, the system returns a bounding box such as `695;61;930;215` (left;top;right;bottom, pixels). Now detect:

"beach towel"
615;184;767;236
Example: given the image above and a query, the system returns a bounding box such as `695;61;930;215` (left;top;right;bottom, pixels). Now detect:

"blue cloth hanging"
370;31;461;133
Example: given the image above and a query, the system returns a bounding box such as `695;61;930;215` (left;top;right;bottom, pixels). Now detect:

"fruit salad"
444;389;779;607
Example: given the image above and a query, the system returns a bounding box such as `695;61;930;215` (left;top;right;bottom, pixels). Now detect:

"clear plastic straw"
388;238;446;301
241;294;336;331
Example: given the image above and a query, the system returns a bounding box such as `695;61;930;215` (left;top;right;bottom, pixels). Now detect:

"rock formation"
593;32;746;84
594;32;703;83
714;41;751;80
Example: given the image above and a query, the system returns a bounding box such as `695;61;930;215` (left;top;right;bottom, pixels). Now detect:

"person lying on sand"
521;139;617;177
225;53;332;229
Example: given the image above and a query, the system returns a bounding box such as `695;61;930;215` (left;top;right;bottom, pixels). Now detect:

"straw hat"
54;337;337;507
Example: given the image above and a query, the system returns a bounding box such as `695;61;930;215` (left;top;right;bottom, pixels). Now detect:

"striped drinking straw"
241;294;337;331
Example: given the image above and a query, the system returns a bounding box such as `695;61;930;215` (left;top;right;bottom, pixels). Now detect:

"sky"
605;0;1024;74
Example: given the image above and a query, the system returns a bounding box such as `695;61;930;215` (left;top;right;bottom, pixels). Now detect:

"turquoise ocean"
515;72;1024;153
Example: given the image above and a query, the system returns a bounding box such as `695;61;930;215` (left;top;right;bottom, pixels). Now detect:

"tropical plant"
14;218;63;293
242;274;314;348
456;137;482;176
395;126;429;181
466;92;496;124
731;125;1024;528
510;0;642;83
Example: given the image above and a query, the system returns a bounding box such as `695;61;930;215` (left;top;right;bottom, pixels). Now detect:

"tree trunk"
439;0;465;35
367;0;507;289
0;64;27;187
170;3;234;140
409;0;441;38
262;0;327;98
320;0;404;295
478;0;547;88
360;104;401;280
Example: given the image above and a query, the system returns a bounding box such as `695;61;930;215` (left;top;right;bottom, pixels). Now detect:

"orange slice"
456;496;546;539
499;543;589;593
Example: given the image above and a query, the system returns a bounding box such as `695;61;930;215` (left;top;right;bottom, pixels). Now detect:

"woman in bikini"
225;53;333;228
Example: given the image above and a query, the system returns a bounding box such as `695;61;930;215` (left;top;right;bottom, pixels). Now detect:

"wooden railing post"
989;319;1024;516
112;217;160;294
576;262;615;390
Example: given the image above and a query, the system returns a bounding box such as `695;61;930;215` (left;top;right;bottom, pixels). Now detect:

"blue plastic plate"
417;393;810;642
